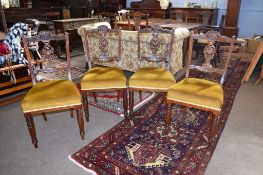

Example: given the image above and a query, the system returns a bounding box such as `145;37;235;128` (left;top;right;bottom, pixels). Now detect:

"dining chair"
97;12;117;28
80;25;128;120
127;11;149;31
21;31;84;148
165;31;235;143
200;11;213;25
128;25;176;117
170;10;184;22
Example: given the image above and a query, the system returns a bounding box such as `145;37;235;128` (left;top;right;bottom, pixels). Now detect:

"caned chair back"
137;25;175;71
83;25;121;69
127;12;149;31
187;31;235;85
22;31;70;85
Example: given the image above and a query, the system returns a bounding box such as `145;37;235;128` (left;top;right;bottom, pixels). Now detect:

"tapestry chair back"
137;25;175;72
187;30;235;85
22;31;71;85
127;11;149;31
83;25;121;69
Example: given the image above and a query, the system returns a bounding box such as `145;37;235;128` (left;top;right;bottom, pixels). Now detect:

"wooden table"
53;18;98;33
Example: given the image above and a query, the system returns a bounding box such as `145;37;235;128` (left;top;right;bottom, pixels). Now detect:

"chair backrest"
83;25;121;69
127;11;149;31
22;31;71;85
201;11;212;25
98;12;117;24
118;9;129;22
187;30;235;85
137;25;175;71
218;15;226;33
170;10;192;23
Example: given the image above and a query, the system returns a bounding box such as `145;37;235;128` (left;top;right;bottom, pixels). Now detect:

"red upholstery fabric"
0;42;10;55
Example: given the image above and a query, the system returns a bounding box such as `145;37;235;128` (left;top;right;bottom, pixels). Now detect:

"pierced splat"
96;25;111;62
202;41;216;68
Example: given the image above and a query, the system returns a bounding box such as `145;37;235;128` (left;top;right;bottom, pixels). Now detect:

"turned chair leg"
93;92;97;103
209;112;220;142
76;108;85;140
24;113;38;148
129;91;134;117
42;112;47;121
165;103;172;130
123;89;128;118
139;90;142;102
70;109;74;118
82;92;89;122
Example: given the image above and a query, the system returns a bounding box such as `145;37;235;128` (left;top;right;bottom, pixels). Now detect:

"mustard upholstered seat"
128;26;176;117
21;32;85;148
81;67;126;90
129;67;176;90
167;78;223;111
22;80;81;113
80;25;128;120
166;31;235;143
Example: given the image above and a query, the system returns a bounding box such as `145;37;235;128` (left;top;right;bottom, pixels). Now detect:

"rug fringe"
68;155;98;175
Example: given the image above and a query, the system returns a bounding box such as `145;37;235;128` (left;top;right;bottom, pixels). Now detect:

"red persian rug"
70;60;249;175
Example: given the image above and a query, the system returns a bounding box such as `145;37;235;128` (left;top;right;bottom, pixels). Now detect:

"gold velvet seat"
166;31;235;143
22;80;81;113
128;26;175;116
21;32;85;148
129;67;176;90
81;67;126;90
81;25;128;120
167;78;223;111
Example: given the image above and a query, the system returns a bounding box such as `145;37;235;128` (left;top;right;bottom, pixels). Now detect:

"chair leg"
82;92;89;122
129;91;134;117
165;103;172;130
24;113;38;148
76;108;85;140
139;90;142;102
93;92;97;103
255;63;263;85
123;89;128;118
70;109;74;118
209;112;219;142
117;90;120;102
42;112;47;121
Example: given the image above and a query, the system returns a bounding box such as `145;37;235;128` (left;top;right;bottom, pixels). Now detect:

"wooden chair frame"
22;32;84;148
81;25;128;120
128;25;175;116
166;31;235;142
127;11;149;31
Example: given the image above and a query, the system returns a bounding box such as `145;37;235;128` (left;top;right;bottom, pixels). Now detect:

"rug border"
68;155;98;175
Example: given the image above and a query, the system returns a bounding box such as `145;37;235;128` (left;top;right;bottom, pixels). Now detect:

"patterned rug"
70;59;248;175
87;91;154;117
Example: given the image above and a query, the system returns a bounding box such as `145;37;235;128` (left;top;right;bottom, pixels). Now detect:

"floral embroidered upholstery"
78;23;189;74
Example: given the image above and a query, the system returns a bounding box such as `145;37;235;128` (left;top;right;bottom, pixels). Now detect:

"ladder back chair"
165;31;235;143
128;25;176;116
127;11;149;31
81;25;128;120
21;31;84;148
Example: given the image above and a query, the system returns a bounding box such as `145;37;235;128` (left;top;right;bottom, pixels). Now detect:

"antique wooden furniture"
165;31;235;142
170;7;218;25
129;0;171;19
53;18;98;33
128;25;176;116
200;11;213;25
242;42;263;83
80;25;128;120
97;12;117;28
170;10;185;23
21;31;84;148
222;0;241;37
127;11;149;31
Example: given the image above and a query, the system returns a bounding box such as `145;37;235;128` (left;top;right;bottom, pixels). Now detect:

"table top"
53;18;98;23
116;18;203;30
